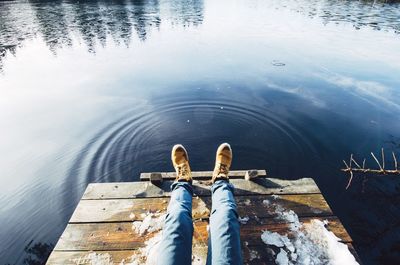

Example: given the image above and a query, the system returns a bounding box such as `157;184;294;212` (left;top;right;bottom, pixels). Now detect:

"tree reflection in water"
1;0;400;71
22;241;54;265
0;0;204;71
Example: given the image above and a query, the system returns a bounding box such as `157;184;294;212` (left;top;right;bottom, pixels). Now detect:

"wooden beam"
82;178;320;199
245;169;259;180
140;169;267;180
149;172;163;184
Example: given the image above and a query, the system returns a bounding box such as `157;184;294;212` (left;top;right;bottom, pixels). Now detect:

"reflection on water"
22;242;53;265
0;0;204;70
1;0;400;72
0;0;400;264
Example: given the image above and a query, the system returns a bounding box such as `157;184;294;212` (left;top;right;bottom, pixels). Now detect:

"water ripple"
67;98;319;185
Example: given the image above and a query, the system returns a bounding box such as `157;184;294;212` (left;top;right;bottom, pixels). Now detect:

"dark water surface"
1;0;400;264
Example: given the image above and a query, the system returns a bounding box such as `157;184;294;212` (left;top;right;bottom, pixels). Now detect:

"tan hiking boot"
212;143;232;183
171;144;192;182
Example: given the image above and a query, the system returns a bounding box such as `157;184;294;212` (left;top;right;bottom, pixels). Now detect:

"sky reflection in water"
1;0;400;264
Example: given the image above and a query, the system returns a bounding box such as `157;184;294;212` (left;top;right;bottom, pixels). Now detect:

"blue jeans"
158;180;243;265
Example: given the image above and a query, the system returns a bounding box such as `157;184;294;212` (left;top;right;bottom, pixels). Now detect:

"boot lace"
177;164;189;178
215;163;229;177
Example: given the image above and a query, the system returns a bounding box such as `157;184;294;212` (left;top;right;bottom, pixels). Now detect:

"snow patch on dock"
260;206;359;265
128;232;163;265
132;213;165;235
71;252;113;265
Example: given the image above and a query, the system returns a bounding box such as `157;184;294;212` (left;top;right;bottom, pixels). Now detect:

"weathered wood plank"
47;242;359;265
82;178;320;199
71;194;331;223
140;169;267;180
70;197;209;222
47;250;136;264
236;193;332;219
54;216;351;251
193;216;353;245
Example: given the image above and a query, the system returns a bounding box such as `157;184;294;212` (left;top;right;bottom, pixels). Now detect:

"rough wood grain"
82;178;320;199
54;216;351;251
48;176;360;264
140;169;267;180
71;194;331;223
47;250;136;264
47;242;359;265
70;197;209;222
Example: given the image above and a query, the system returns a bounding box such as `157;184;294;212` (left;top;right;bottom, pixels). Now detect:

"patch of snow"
262;199;270;205
304;219;359;265
274;206;300;230
238;216;250;224
290;252;298;262
276;249;289;265
249;249;260;261
261;231;286;247
271;194;281;200
244;199;251;206
260;202;359;265
72;252;113;265
132;213;165;235
128;231;163;265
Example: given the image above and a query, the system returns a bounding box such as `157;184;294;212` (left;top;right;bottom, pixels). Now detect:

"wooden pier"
47;170;360;264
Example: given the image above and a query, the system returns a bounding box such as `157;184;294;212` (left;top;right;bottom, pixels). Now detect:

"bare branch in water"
345;170;354;190
371;151;383;171
351;155;361;169
341;149;400;189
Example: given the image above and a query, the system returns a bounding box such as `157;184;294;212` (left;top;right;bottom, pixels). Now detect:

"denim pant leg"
206;180;243;265
158;182;193;265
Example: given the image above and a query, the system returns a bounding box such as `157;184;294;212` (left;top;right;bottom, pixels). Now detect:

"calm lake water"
1;0;400;264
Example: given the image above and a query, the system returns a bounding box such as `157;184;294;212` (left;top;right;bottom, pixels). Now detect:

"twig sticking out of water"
341;149;400;189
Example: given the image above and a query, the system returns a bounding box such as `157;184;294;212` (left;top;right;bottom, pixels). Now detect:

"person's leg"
158;182;193;265
206;143;243;265
206;180;243;265
158;144;194;265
